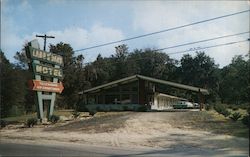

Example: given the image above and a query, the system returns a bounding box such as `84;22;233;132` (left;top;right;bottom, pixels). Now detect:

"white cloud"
2;24;124;63
131;1;249;67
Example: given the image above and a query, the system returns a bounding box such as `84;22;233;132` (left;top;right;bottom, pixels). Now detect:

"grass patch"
45;112;132;133
2;113;37;124
53;110;74;117
184;110;249;138
2;110;76;123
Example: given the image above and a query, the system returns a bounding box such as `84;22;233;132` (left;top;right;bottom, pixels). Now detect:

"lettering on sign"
32;63;63;78
28;46;63;66
29;80;64;93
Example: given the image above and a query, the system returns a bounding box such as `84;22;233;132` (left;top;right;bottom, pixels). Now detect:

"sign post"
26;39;64;122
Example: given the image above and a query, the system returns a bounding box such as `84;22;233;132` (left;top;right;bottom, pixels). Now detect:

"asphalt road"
0;141;248;157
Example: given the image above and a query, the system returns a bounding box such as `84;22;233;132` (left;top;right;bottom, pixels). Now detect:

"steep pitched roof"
83;75;209;95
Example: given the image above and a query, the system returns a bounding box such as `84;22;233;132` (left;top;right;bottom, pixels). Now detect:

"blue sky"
1;0;249;67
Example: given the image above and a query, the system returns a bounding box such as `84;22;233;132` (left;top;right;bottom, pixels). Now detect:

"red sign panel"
29;80;64;93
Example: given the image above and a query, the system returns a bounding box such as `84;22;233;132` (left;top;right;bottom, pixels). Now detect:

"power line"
167;39;248;55
83;39;249;66
152;31;249;51
74;9;249;53
82;31;249;64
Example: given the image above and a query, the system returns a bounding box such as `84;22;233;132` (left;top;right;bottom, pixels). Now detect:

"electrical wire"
74;10;249;53
82;39;249;66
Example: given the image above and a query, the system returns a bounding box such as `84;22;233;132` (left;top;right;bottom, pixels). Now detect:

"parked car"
193;103;200;109
173;101;194;109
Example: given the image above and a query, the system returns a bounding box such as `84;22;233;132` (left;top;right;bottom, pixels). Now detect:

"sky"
1;0;249;67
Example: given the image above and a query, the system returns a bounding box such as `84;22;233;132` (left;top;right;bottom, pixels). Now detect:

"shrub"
103;107;110;112
89;110;97;116
228;104;238;111
214;104;225;113
50;115;60;123
229;112;242;121
205;104;212;111
72;110;80;119
242;115;249;127
96;106;101;112
232;107;238;111
214;104;231;117
123;106;129;111
247;107;250;115
0;120;7;128
221;109;231;117
26;118;38;127
136;105;147;112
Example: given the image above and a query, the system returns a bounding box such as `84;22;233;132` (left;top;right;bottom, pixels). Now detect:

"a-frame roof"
83;75;209;95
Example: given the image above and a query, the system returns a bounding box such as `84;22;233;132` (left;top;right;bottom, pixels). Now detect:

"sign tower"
26;39;64;122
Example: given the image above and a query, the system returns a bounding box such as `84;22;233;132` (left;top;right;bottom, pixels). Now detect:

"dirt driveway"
1;111;249;156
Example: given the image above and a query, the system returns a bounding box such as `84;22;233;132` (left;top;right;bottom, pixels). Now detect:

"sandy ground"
0;111;249;155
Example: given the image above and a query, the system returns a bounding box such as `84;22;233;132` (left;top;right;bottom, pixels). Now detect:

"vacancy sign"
29;80;64;93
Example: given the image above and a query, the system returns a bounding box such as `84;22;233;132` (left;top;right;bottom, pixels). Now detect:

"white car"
174;101;194;109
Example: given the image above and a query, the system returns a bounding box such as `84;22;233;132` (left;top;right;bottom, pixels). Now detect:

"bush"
76;102;89;112
72;110;80;119
136;105;148;112
229;112;242;121
238;103;249;110
221;109;231;117
228;104;238;111
0;120;7;128
214;104;225;113
123;106;129;111
26;118;38;127
247;107;250;115
242;115;249;127
89;110;97;116
96;106;101;112
50;115;60;123
214;104;231;117
205;104;212;111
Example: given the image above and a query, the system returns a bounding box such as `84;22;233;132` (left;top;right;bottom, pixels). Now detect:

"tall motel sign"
25;39;64;122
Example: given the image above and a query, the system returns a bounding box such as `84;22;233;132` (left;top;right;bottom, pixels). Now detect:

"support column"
138;79;145;105
198;89;203;111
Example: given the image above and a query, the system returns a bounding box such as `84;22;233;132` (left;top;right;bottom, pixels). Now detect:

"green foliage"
26;118;38;127
178;52;219;102
241;115;249;127
49;42;88;109
136;105;148;112
214;104;231;117
123;106;129;111
50;115;60;123
247;107;250;115
218;55;250;105
229;112;242;121
221;110;231;117
205;104;212;111
227;104;239;111
72;110;80;119
2;41;249;118
0;120;7;128
96;106;101;112
0;52;28;118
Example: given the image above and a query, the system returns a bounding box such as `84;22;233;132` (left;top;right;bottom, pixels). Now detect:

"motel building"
80;75;209;111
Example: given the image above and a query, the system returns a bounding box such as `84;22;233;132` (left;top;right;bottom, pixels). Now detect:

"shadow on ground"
44;113;133;133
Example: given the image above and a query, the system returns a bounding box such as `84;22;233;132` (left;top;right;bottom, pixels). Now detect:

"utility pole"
36;34;55;51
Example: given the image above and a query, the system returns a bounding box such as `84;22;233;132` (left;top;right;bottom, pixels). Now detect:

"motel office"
80;75;209;111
